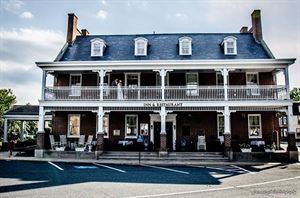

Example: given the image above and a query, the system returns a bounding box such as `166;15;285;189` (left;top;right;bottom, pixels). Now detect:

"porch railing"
44;85;288;101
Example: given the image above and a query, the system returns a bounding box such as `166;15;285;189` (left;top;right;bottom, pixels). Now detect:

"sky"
0;0;299;105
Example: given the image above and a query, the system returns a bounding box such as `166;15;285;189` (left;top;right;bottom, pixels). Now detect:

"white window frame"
248;114;262;138
246;72;260;95
217;114;224;142
134;37;148;56
90;38;106;57
125;73;141;87
179;37;192;55
68;114;80;138
246;72;259;85
186;72;198;85
69;74;82;96
222;36;237;55
216;72;224;86
125;114;138;139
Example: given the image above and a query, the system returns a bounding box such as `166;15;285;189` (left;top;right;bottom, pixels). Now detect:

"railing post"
221;68;229;101
98;69;106;101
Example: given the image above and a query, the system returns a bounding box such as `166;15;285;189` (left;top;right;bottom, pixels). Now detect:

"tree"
290;88;300;101
0;89;17;140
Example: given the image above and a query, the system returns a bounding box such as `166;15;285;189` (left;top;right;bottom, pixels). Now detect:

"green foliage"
0;89;17;137
290;88;300;101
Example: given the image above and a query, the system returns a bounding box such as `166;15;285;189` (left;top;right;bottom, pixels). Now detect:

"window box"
75;147;85;152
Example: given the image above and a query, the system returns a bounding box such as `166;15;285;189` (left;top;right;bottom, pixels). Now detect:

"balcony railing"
44;85;288;101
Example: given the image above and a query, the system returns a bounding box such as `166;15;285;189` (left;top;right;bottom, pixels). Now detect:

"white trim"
222;36;237;55
149;114;177;150
246;72;259;85
134;37;148;56
3;114;52;121
68;114;81;138
179;37;192;55
90;38;106;57
125;72;141;87
185;72;198;85
125;114;138;139
248;114;262;138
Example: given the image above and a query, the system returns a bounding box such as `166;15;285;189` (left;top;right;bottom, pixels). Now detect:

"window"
280;128;288;138
179;37;192;55
134;37;148;56
222;36;237;55
248;114;262;138
298;116;300;125
246;73;259;85
217;115;224;138
68;114;80;137
91;38;106;56
186;72;198;85
103;115;109;138
278;115;287;126
216;72;224;86
125;115;138;138
69;74;81;96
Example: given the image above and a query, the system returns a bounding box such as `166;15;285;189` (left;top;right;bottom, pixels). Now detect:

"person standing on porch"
117;80;124;100
7;137;15;158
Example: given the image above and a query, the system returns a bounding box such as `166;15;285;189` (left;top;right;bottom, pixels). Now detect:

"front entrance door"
153;122;173;151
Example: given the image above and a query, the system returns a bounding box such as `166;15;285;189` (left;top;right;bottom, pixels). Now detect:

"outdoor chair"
197;135;206;151
77;135;85;146
49;135;59;150
59;135;67;147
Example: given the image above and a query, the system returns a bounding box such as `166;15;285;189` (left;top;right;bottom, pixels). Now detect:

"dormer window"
91;38;106;57
179;37;192;55
134;37;148;56
222;36;237;55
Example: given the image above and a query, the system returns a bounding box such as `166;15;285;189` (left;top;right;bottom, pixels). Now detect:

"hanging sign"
143;102;183;107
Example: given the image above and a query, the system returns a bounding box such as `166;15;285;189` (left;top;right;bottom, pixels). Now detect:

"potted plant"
75;144;85;152
264;144;275;152
239;143;251;152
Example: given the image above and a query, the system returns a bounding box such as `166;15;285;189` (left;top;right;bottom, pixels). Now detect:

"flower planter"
241;148;251;152
55;147;65;151
75;147;85;152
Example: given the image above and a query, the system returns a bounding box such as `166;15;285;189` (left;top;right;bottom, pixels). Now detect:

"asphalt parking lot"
0;160;299;198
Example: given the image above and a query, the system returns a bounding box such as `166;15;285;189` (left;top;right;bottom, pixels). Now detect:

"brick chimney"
67;13;81;43
251;10;263;42
240;26;248;33
81;29;90;36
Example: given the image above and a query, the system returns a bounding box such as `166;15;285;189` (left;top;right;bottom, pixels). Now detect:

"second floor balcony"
44;85;288;102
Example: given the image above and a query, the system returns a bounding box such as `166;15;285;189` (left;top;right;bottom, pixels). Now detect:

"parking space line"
141;164;189;175
231;165;255;174
93;163;126;173
48;161;64;171
188;165;241;174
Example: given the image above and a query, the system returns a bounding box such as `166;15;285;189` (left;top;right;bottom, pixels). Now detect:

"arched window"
179;37;192;55
134;37;148;56
90;38;106;56
222;36;237;55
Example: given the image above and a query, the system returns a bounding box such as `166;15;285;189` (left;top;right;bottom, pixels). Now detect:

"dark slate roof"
4;105;39;116
59;33;272;61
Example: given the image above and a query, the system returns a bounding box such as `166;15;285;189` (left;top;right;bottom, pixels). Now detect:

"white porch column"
224;106;231;134
20;121;24;142
41;70;47;100
4;118;8;143
160;106;167;134
38;106;45;133
97;106;104;134
221;68;229;101
284;68;290;99
98;69;107;101
287;105;294;134
160;69;167;101
287;105;298;161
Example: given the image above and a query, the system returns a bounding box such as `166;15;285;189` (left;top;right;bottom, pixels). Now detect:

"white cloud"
20;11;34;19
101;0;107;5
96;10;108;20
0;28;65;104
1;0;24;14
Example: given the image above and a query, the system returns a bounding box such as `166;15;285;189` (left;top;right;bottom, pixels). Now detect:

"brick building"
34;10;298;160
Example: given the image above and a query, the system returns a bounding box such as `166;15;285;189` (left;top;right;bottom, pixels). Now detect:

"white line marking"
189;165;241;174
141;164;189;175
126;175;300;198
231;165;255;174
93;163;126;173
48;161;63;171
